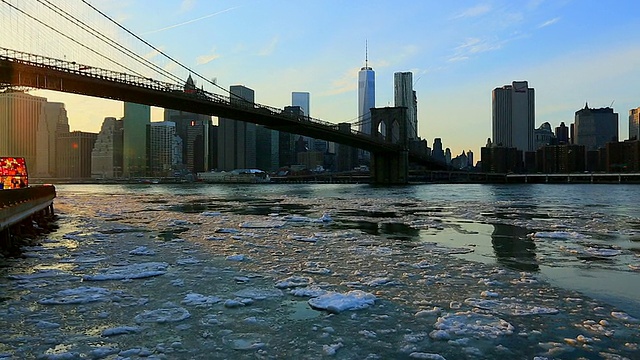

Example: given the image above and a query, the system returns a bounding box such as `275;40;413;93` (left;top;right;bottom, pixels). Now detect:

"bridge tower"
370;107;409;185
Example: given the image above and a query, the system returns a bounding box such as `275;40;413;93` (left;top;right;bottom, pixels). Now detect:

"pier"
0;185;57;254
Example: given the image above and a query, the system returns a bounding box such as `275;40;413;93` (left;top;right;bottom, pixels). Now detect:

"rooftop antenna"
610;100;615;108
365;39;369;68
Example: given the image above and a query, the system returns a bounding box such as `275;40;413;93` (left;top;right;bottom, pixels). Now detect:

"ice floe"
38;286;119;305
83;262;169;281
128;246;155;256
431;311;514;339
582;247;622;257
181;293;221;306
234;288;284;300
465;298;559;316
134;307;191;323
275;276;313;288
308;290;377;313
529;231;588;240
289;286;329;298
101;326;140;336
240;220;286;228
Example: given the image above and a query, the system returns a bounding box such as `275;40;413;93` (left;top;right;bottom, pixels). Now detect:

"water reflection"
490;223;539;271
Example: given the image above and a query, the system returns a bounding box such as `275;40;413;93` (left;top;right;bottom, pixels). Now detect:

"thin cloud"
142;6;239;35
259;37;279;57
453;4;491;19
196;49;221;65
538;17;560;28
324;67;359;96
456;37;503;54
448;55;469;63
180;0;196;13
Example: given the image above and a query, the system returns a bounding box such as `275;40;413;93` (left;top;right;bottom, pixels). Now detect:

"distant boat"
197;169;270;184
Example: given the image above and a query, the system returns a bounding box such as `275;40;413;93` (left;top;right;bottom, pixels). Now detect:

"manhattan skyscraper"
394;72;418;141
358;44;375;136
492;81;535;153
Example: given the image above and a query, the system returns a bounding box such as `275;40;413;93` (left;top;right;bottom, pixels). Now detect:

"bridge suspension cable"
34;0;186;86
0;0;146;80
79;0;240;101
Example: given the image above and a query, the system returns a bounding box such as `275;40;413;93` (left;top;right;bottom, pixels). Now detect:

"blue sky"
7;0;640;158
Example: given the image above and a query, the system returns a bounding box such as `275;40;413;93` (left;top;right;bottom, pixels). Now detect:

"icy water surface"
0;183;639;359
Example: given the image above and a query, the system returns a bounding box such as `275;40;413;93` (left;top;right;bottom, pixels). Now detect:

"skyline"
3;0;640;158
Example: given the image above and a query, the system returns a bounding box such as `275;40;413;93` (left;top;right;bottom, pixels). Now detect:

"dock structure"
0;186;56;253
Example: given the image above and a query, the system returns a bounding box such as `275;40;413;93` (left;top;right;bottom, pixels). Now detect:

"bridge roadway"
0;48;445;175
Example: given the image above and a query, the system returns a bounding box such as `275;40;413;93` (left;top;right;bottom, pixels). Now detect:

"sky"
4;0;640;159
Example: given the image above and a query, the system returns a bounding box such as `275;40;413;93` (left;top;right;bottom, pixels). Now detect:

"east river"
1;183;639;359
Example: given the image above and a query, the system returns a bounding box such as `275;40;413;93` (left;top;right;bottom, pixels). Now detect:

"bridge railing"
1;47;394;146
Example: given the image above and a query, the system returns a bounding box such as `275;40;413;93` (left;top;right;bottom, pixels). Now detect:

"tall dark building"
218;85;256;171
555;122;569;144
574;103;618;151
336;123;359;172
164;75;213;173
431;138;445;163
57;131;98;179
536;144;585;173
279;106;302;168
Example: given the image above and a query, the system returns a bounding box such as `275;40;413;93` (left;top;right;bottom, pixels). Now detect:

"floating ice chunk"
8;269;70;280
168;219;190;226
629;264;640;271
322;342;343;355
316;213;333;223
283;215;312;222
433;311;514;339
481;291;499;298
224;298;253;308
119;348;152;357
234;287;284;300
129;246;155;256
60;256;108;264
276;276;313;288
365;277;401;287
413;260;434;269
287;234;319;243
226;254;247;261
83;262;169;281
35;320;60;329
176;256;200;265
39;286;116;305
200;211;222;216
429;329;451;340
89;347;119;358
204;235;226;241
101;326;140;336
290;287;328;298
134;307;190;323
409;352;447;360
303;267;331;274
415;307;442;317
308;290;376;313
611;311;639;322
181;293;221;306
530;231;588;240
38;352;81;359
240;221;286;228
582;247;622;257
215;228;239;233
464;298;559;316
222;333;265;350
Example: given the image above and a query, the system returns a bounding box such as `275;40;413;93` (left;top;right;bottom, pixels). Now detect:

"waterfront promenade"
0;185;56;253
